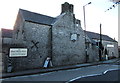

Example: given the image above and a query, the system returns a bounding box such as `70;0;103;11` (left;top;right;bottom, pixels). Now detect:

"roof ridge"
85;30;117;42
86;30;112;37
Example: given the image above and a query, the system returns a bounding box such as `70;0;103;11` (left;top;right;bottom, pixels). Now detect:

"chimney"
61;2;74;13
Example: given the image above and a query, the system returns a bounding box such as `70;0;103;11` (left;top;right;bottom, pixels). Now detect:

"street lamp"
83;2;91;32
83;2;91;63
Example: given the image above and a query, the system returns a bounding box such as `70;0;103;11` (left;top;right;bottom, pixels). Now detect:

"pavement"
0;58;120;79
2;64;119;81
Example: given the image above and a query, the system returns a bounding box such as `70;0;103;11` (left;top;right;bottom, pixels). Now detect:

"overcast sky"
0;0;118;42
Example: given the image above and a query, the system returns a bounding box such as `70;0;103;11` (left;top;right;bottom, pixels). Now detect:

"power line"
105;1;119;12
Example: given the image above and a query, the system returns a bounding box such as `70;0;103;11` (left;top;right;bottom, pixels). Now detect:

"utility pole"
99;23;102;61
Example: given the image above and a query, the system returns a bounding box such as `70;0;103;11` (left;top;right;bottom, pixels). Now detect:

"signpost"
43;57;53;68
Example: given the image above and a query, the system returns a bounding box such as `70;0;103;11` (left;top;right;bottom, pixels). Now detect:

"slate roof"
1;28;13;38
86;31;117;42
19;9;56;25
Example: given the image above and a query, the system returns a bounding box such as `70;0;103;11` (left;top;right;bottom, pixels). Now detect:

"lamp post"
83;2;91;63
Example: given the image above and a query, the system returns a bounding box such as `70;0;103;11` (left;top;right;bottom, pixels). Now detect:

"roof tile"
19;9;56;25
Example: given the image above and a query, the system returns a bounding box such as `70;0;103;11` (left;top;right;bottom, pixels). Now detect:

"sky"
0;0;118;43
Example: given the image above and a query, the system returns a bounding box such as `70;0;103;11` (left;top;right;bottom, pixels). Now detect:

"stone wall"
2;44;11;72
52;12;86;66
10;21;51;71
87;43;99;62
12;10;24;44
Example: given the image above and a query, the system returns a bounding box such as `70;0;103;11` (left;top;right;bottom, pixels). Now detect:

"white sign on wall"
107;44;114;48
9;48;27;57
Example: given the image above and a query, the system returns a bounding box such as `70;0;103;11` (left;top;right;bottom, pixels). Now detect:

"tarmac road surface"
68;69;120;82
2;64;119;82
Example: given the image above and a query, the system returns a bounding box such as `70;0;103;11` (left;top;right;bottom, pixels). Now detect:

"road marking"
66;67;119;83
40;72;54;75
66;73;101;83
103;68;119;74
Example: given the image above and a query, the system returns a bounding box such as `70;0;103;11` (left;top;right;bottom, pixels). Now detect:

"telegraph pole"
99;23;102;61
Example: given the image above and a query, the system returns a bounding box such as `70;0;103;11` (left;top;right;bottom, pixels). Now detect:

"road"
2;64;119;82
69;69;120;82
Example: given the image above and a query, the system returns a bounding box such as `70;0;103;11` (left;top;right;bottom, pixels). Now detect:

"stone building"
86;31;119;60
1;29;26;72
1;2;119;72
1;2;88;72
1;29;13;72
